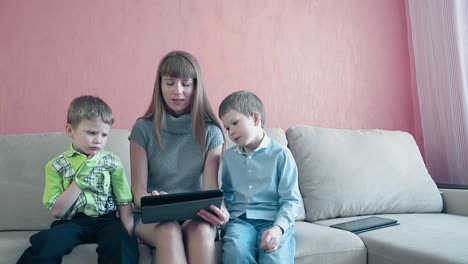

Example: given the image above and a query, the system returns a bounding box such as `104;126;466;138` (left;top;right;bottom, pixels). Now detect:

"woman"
129;51;229;263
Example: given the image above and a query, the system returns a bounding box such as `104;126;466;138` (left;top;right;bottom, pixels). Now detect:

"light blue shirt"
221;134;301;232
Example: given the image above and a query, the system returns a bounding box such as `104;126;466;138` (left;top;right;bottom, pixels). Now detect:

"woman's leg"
182;220;217;264
135;221;187;264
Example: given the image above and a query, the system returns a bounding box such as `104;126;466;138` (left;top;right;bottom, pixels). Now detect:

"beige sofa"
1;126;468;264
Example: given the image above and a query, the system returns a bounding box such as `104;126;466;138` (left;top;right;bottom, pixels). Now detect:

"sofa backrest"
0;129;130;231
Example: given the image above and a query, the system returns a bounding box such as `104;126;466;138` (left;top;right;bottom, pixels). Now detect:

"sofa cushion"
315;213;468;264
286;126;443;222
294;221;366;264
0;130;131;231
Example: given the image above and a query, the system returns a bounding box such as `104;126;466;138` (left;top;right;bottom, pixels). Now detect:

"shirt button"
249;185;252;189
248;156;252;159
248;170;252;174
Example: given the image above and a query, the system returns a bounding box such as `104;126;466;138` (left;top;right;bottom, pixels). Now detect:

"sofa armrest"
439;185;468;216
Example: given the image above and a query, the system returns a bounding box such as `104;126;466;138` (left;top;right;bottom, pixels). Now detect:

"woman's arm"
202;145;223;190
197;144;230;225
130;140;149;209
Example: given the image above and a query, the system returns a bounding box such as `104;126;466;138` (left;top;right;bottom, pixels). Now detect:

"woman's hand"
149;190;167;196
197;204;230;226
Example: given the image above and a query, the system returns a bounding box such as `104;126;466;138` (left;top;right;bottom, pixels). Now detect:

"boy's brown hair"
67;95;114;128
218;90;266;127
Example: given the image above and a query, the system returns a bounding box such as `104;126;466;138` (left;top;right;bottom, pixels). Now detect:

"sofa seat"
201;221;368;264
1;231;152;264
314;213;468;264
0;231;34;264
294;221;366;264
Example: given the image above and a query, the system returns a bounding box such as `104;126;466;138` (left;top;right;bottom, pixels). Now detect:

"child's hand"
259;225;283;253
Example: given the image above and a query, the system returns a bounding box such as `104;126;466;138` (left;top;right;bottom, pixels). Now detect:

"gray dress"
129;113;224;224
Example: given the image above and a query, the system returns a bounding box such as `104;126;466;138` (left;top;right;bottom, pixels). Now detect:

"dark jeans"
17;212;139;264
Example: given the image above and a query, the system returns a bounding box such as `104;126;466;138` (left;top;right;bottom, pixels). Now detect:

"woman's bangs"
161;56;196;80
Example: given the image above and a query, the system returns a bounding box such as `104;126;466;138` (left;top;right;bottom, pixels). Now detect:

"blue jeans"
222;216;295;264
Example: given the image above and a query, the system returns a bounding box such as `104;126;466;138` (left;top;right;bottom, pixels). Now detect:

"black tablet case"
330;216;399;234
141;190;223;224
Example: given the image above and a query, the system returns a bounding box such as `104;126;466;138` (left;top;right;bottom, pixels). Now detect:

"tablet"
329;216;399;234
141;190;223;224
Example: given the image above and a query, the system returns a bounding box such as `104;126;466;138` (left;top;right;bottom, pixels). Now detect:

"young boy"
17;96;139;264
218;91;301;263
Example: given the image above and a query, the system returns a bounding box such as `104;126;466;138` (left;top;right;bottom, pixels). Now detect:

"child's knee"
223;239;256;263
223;236;251;253
30;230;53;247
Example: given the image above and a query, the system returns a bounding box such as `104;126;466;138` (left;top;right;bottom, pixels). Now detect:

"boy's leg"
95;213;139;264
17;220;84;264
222;217;257;264
256;223;295;264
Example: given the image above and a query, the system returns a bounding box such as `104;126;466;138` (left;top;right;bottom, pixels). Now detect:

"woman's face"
161;76;194;116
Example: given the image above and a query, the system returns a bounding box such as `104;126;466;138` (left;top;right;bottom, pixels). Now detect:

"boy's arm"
49;182;82;218
118;204;134;236
110;155;133;204
109;153;134;235
44;161;82;218
260;149;301;253
274;149;302;232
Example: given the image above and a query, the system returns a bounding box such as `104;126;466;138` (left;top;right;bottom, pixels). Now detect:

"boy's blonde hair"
67;95;114;128
219;90;266;127
143;50;222;151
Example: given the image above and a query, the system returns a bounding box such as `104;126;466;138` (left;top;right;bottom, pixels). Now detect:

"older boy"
218;91;301;263
17;96;139;264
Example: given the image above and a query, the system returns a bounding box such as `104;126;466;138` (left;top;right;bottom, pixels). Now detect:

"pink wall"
0;0;420;147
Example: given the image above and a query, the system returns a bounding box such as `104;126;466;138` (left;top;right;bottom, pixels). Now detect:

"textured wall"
0;0;419;148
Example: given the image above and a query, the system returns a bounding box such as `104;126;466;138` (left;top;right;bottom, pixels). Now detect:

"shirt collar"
65;145;82;157
235;132;270;154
